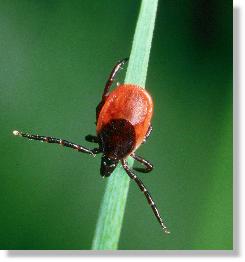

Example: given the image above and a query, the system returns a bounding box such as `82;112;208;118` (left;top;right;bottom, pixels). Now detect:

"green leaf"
91;0;159;250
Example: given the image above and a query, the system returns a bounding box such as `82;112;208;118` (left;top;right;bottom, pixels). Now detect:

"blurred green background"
0;0;232;250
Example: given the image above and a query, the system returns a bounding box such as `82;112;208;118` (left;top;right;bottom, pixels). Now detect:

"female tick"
13;58;170;234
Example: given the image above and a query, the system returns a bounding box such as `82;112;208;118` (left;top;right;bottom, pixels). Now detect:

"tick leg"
121;159;170;234
131;153;153;173
13;130;99;156
96;58;128;122
85;134;99;143
102;58;129;99
142;125;152;144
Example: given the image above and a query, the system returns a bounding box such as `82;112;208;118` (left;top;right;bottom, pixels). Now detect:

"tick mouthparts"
13;130;21;136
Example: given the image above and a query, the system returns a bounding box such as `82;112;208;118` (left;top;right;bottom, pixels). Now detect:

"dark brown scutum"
98;119;136;160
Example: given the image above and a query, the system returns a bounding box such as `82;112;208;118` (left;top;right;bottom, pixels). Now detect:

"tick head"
100;155;118;177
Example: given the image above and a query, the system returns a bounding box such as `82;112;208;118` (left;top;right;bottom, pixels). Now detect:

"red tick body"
97;84;153;156
13;58;170;234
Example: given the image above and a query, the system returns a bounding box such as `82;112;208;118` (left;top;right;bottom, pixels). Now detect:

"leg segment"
102;58;129;99
142;125;152;144
85;134;99;143
121;159;170;234
13;130;99;156
131;153;153;173
96;58;128;122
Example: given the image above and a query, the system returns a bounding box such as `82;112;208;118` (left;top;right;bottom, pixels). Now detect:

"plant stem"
91;0;158;250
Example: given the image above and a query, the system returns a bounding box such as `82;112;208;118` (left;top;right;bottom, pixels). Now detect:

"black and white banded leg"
121;159;170;234
96;58;129;121
142;125;152;144
131;153;153;173
13;130;99;156
102;58;129;100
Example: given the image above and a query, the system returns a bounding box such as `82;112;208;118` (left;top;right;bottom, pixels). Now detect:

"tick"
13;58;170;234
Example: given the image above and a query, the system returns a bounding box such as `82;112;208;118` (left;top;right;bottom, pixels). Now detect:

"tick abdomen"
96;84;153;149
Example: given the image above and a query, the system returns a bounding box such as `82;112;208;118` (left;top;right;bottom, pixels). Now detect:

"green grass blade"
91;0;158;250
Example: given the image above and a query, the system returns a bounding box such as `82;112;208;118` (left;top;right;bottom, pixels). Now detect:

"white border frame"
0;1;243;261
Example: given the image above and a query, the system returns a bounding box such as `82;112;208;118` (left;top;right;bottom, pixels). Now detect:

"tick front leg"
131;153;153;173
102;58;129;99
96;58;128;122
13;130;99;156
121;159;170;234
